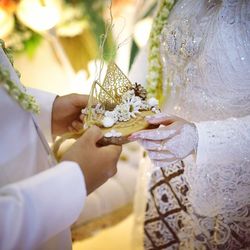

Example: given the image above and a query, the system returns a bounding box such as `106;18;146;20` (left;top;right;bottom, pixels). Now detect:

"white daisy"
102;117;116;128
122;95;142;118
104;110;118;123
147;97;159;108
115;104;131;122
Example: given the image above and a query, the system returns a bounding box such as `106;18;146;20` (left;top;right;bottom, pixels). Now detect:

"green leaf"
22;32;42;58
129;39;139;71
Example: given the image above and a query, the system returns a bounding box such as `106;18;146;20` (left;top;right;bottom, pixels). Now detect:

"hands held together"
51;94;88;136
129;113;198;168
61;126;121;194
51;94;122;194
51;93;198;193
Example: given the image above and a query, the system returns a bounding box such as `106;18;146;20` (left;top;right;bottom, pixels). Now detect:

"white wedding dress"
131;0;250;249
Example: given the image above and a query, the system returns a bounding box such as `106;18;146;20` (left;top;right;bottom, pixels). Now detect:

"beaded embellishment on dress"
143;0;250;249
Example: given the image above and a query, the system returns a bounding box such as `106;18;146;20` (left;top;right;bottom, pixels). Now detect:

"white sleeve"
188;115;250;216
0;161;86;250
195;115;250;166
0;47;56;142
27;88;57;142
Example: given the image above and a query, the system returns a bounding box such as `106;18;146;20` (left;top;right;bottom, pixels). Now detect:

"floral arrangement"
82;62;160;141
87;83;159;139
146;0;176;103
0;39;40;113
52;61;159;161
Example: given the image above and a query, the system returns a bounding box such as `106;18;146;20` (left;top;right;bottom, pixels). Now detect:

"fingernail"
128;136;137;141
128;134;141;141
128;137;134;142
147;113;170;122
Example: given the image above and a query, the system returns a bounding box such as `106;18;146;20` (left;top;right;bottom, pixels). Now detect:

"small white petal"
148;97;159;108
104;132;113;138
102;117;115;128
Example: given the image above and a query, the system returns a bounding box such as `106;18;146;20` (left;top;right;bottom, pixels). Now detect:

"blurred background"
0;0;157;249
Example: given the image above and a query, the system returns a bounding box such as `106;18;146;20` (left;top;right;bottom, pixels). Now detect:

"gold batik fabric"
144;162;250;250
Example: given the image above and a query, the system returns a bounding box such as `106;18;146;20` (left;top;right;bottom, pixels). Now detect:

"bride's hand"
129;113;198;167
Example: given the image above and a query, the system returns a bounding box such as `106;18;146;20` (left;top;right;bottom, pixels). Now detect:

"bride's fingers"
139;139;169;151
129;126;177;141
146;113;177;126
148;150;175;160
138;139;161;150
153;159;179;168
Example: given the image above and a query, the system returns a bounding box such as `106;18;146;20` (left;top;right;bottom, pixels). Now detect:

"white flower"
95;104;105;114
150;58;160;68
105;110;118;122
152;107;160;113
20;99;29;110
10;88;20;100
122;95;142;118
147;97;159;108
149;71;159;81
104;131;113;138
140;100;150;110
122;89;135;102
101;89;155;126
102;116;116;128
115;104;131;122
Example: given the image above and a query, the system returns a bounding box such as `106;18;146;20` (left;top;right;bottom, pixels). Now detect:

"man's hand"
61;126;122;194
52;94;88;136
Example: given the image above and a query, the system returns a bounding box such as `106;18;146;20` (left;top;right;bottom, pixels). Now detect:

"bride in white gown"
130;0;250;249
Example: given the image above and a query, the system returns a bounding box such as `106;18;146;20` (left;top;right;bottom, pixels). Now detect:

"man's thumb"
80;125;103;144
70;94;89;108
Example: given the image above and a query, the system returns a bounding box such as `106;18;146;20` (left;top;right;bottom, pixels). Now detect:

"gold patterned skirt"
144;161;250;250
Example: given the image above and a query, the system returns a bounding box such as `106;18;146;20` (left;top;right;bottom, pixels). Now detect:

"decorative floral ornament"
101;84;159;128
0;39;40;114
146;0;176;104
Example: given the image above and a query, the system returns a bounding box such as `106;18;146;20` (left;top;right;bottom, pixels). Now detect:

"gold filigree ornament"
53;62;160;159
